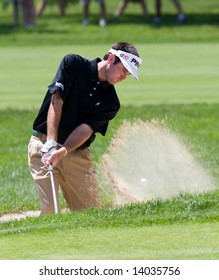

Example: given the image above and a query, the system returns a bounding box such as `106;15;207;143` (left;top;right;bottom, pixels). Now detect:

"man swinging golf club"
28;42;142;215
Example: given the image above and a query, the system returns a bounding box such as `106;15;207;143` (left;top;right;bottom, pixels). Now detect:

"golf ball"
140;178;148;185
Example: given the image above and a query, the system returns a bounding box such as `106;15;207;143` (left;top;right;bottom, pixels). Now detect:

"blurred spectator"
81;0;106;27
6;0;35;27
7;0;21;26
35;0;65;17
23;0;35;27
114;0;148;18
154;0;186;24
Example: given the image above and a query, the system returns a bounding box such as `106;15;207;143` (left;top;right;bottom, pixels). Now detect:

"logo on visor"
119;53;129;60
131;58;140;68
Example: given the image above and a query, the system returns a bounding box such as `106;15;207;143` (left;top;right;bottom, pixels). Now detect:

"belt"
32;129;38;136
32;130;86;150
32;130;64;147
32;130;47;142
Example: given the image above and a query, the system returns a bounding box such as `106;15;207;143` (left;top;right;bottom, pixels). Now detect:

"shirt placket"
89;81;101;106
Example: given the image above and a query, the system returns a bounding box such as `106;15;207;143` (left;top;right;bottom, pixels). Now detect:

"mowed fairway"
1;222;218;260
0;44;218;109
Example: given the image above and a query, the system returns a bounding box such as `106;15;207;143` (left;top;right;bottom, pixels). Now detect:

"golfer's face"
108;58;130;85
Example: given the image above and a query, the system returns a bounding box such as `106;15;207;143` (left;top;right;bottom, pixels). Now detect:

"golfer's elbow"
51;91;64;110
80;123;94;138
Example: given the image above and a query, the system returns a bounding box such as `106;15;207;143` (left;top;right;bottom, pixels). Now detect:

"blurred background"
0;0;218;46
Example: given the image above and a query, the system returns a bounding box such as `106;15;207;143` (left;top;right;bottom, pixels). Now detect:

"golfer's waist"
32;130;87;150
32;130;62;145
32;130;76;150
32;129;45;137
32;130;47;141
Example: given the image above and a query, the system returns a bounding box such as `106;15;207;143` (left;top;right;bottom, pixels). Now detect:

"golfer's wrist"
60;146;68;157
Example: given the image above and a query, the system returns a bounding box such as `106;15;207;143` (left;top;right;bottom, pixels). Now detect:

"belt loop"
32;130;39;137
32;130;47;142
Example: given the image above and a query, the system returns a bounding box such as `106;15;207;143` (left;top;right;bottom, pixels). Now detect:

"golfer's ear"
108;53;116;64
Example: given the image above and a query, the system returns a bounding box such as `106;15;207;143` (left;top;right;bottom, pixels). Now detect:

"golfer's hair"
103;42;140;65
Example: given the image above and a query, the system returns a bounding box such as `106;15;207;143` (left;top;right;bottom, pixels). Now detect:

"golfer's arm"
47;91;63;141
62;124;94;153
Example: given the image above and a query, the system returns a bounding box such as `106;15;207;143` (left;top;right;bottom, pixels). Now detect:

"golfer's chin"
110;79;121;86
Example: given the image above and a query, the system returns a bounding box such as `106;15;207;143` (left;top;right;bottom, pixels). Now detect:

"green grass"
0;44;219;109
0;0;219;260
0;222;218;259
1;191;219;233
0;104;219;215
1;191;219;259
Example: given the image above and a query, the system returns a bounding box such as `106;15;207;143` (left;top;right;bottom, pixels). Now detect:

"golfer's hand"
45;147;67;168
41;139;57;165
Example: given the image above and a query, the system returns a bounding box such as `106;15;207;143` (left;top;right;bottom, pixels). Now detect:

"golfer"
28;42;142;214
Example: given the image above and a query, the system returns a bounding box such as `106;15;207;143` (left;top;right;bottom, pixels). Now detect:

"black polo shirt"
33;54;120;146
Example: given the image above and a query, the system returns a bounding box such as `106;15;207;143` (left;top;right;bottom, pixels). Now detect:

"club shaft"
48;164;59;214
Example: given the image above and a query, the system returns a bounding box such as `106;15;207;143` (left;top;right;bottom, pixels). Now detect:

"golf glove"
41;139;57;164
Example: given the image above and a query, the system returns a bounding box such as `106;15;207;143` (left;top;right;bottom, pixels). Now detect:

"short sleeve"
48;54;80;102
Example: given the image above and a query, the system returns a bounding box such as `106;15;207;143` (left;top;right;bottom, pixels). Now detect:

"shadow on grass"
109;13;219;26
0;12;218;35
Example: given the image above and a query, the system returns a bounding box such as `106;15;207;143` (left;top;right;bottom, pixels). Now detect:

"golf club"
48;164;59;214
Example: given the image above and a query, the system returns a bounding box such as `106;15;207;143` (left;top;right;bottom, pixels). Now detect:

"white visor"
109;48;142;80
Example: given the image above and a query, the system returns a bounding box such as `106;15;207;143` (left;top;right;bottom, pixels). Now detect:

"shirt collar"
90;57;111;91
90;57;101;83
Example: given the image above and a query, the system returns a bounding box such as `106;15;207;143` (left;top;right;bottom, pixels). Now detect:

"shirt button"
93;87;96;90
90;93;92;96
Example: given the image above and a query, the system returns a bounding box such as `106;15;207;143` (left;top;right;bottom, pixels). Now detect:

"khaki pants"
28;133;100;214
